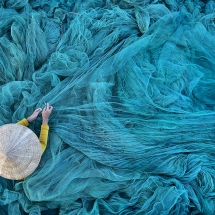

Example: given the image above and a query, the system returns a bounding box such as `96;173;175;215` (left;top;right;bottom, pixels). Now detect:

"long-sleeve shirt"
17;118;49;153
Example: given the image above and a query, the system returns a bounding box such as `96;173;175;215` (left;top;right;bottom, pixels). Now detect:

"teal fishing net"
1;0;215;214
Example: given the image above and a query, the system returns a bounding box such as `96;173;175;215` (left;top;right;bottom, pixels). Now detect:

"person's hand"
27;108;42;123
42;103;53;124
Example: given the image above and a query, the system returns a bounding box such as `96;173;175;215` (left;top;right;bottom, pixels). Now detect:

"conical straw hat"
0;124;42;180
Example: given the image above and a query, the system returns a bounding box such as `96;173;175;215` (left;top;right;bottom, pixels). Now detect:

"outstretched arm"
39;103;53;153
16;108;42;126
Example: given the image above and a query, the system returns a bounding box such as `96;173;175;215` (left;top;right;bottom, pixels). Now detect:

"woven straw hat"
0;124;42;180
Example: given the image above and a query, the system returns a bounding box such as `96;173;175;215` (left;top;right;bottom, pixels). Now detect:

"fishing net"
1;0;215;214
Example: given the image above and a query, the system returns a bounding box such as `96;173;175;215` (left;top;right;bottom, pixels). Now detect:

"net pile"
0;0;215;214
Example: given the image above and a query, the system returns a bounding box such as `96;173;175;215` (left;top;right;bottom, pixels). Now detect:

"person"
0;103;53;180
17;103;53;153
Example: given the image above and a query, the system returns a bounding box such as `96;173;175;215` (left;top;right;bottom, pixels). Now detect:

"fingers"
43;103;53;112
36;108;42;112
43;102;48;111
34;108;42;116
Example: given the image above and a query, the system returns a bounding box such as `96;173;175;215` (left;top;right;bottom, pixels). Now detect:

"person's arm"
16;108;42;126
39;124;49;153
39;103;53;153
17;118;29;126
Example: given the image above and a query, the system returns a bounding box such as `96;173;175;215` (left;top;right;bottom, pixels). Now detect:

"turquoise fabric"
1;0;215;214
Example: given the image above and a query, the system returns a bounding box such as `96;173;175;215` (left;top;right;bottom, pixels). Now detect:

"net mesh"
1;0;215;214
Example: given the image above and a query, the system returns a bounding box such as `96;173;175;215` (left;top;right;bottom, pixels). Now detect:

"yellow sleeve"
39;124;49;153
16;118;29;126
